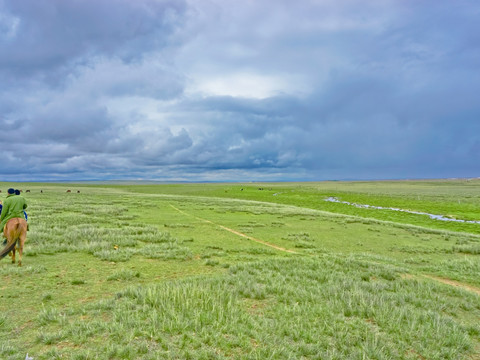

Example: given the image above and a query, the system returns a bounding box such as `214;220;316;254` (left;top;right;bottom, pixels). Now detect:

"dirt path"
169;203;479;295
422;274;480;296
404;273;480;296
169;204;298;254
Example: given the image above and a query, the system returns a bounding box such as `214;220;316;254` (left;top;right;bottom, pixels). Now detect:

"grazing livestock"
66;190;71;193
77;190;81;193
0;218;28;266
26;190;30;193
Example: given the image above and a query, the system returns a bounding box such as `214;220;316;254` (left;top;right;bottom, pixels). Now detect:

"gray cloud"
0;0;479;181
0;0;186;75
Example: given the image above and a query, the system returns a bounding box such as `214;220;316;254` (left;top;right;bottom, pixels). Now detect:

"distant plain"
1;179;479;359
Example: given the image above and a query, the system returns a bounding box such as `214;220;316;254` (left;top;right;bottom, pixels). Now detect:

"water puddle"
325;197;480;224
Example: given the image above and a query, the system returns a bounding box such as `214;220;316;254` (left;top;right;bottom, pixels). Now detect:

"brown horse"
0;218;28;266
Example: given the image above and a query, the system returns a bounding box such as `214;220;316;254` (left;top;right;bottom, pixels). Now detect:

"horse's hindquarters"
4;218;28;266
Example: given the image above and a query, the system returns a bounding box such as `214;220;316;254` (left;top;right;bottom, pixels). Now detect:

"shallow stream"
325;197;480;224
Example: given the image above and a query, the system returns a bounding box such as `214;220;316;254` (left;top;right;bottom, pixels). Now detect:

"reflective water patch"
325;197;480;224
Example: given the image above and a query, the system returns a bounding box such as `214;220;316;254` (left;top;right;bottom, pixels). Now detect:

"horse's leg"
11;241;16;264
18;234;26;267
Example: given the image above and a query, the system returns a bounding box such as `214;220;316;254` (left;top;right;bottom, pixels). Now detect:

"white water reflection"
325;197;480;224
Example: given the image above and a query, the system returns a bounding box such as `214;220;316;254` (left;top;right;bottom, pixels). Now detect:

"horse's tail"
0;241;16;260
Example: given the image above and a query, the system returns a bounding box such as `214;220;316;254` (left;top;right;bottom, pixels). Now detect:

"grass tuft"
107;269;141;281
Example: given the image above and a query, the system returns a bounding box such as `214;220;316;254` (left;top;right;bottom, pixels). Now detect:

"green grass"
0;180;479;359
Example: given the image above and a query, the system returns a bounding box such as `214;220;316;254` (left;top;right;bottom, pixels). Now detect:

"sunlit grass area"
0;181;479;359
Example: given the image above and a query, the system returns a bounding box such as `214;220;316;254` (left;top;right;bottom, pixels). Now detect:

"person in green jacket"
1;188;28;239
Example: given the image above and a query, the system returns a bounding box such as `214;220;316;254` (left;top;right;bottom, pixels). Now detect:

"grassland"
0;179;479;359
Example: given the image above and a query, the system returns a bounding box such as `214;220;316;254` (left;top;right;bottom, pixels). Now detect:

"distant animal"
0;218;28;266
66;190;71;193
25;190;30;193
40;190;43;193
77;190;80;193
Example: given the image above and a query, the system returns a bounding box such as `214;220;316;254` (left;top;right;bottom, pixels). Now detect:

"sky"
0;0;479;182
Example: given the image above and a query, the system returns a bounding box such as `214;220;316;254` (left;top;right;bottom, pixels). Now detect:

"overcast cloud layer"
1;0;479;181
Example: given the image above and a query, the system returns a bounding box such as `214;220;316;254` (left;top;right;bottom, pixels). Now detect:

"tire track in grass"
422;274;480;359
422;275;480;296
169;204;298;254
402;273;480;296
168;200;479;293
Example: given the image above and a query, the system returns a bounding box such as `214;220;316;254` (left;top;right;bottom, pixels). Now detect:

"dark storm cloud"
0;0;186;76
0;0;190;180
0;0;479;181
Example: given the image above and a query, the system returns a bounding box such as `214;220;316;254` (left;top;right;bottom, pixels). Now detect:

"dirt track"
169;204;480;296
422;274;480;296
168;204;297;254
